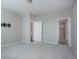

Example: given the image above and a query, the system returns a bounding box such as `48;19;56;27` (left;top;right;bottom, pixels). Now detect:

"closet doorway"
58;18;71;46
59;19;67;45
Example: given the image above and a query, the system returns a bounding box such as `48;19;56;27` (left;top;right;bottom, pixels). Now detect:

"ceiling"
1;0;75;15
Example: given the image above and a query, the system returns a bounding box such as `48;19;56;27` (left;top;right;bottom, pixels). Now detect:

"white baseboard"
22;40;58;45
1;41;21;47
44;41;58;44
21;40;31;43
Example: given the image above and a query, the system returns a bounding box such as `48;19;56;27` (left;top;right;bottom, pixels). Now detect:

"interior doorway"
57;18;71;46
31;21;42;42
58;19;68;45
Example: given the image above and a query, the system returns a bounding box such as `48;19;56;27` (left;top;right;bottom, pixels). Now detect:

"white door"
33;21;42;41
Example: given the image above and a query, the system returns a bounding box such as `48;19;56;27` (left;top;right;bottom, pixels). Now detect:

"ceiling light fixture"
27;0;32;3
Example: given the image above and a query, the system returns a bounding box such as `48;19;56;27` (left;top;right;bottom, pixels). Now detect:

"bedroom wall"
22;14;36;42
22;12;36;43
1;8;22;45
22;13;31;42
71;3;77;56
35;8;72;44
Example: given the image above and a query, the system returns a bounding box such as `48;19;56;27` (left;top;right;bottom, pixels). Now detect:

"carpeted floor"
1;42;76;59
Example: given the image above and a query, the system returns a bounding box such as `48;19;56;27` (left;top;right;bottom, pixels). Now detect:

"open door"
33;21;42;42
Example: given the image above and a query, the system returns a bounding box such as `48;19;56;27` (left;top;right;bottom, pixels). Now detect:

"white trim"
67;18;72;47
57;18;59;44
44;40;58;44
21;40;31;43
57;17;71;47
1;41;21;47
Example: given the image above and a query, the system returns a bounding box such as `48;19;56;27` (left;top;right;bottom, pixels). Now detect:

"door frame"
57;17;71;46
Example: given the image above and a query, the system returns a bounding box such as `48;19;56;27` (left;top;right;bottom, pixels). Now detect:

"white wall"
22;14;30;42
22;14;36;42
36;8;72;44
71;3;77;56
30;14;36;22
1;8;22;45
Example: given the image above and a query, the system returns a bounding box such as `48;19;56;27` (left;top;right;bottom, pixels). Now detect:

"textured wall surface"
1;8;22;45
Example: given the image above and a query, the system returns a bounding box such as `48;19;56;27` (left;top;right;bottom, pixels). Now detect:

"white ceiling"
1;0;75;15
